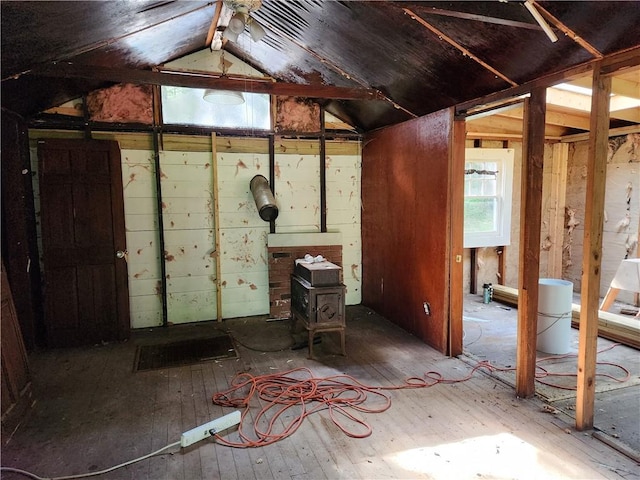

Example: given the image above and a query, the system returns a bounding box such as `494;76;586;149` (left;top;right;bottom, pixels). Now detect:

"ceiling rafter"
530;0;603;58
257;15;418;118
419;7;543;31
403;8;518;88
205;0;224;47
25;62;384;100
570;74;640;100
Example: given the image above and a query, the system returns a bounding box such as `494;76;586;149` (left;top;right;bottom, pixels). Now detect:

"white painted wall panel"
160;151;216;324
217;153;271;318
275;153;320;232
121;149;163;328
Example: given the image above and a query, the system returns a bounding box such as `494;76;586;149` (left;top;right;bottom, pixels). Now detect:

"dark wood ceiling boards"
1;1;639;133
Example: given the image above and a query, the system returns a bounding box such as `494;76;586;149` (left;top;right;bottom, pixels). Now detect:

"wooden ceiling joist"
420;7;544;31
27;62;383;101
497;106;591;130
530;0;603;58
205;0;223;47
456;46;640;117
569;73;640;100
403;8;517;87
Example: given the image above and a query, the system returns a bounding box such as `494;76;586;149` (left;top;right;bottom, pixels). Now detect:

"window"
161;86;271;130
464;148;514;248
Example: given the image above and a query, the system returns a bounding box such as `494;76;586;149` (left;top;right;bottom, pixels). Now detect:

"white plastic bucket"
537;278;573;354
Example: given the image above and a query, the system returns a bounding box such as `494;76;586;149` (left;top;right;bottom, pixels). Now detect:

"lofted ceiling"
1;1;639;134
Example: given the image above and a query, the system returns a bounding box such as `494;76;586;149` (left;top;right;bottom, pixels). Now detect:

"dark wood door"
38;139;129;347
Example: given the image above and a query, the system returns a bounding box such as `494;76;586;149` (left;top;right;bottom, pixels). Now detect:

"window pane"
464;197;497;233
161;86;270;130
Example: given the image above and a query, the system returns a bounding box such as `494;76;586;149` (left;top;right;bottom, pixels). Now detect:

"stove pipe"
250;174;278;222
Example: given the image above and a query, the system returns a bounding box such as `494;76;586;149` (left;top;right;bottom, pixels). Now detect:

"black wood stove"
290;261;346;358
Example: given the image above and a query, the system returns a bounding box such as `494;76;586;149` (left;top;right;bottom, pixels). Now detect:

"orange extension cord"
211;344;631;448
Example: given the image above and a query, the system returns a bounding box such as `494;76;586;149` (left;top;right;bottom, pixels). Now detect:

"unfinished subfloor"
2;305;639;480
463;292;640;464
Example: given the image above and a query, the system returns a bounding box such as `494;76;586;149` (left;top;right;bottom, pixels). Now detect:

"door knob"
116;250;128;260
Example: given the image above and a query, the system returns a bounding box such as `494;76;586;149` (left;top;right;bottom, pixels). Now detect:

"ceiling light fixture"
219;0;266;45
523;0;558;43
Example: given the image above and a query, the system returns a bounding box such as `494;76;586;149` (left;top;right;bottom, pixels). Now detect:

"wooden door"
38;139;129;347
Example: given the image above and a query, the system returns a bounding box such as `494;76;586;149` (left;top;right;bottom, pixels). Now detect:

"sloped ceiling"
2;1;639;133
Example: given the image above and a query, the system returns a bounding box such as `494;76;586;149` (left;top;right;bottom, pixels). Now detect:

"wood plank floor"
463;292;640;459
2;305;639;480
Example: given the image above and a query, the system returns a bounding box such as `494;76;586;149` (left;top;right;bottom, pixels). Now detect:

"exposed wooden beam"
570;75;640;100
205;0;223;47
498;106;591;130
419;7;543;30
403;8;517;87
467;114;567;137
531;0;603;58
576;67;612;431
27;62;383;101
560;124;640;143
548;143;569;278
516;89;546;399
449;119;466;357
465;131;562;142
456;46;640;116
547;88;640;122
611;106;640;123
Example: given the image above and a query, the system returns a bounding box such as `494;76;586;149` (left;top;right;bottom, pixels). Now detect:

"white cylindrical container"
537;278;573;354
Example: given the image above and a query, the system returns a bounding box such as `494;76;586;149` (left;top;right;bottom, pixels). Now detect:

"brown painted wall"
362;108;454;353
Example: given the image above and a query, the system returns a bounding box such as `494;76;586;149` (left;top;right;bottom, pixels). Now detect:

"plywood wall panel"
362;108;454;353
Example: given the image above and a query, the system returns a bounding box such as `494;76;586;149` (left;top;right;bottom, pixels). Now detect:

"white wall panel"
217;153;271;318
160;151;216;324
121;149;163;328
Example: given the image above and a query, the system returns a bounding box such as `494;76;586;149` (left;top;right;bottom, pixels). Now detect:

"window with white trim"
464;148;514;248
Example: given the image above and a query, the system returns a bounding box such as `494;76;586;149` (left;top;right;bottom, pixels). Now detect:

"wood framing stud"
449;118;466;357
531;1;603;58
516;89;546;398
404;8;517;87
576;66;612;431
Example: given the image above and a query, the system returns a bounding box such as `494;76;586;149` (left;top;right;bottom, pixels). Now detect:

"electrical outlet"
180;410;241;447
423;302;431;315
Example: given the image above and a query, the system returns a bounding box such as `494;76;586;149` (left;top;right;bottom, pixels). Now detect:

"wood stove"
290;261;346;358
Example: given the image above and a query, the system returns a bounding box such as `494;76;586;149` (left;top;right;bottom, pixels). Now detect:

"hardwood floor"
2;305;638;480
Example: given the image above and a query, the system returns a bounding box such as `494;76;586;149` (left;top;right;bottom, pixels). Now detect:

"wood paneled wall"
362;108;454;353
1;112;43;349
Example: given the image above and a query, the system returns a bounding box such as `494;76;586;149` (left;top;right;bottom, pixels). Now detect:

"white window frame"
463;148;514;248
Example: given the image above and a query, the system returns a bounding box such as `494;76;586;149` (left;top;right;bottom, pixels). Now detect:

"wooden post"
516;88;546;398
449;118;465;356
548;143;568;278
497;246;506;285
211;132;223;322
470;248;477;294
576;66;612;430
